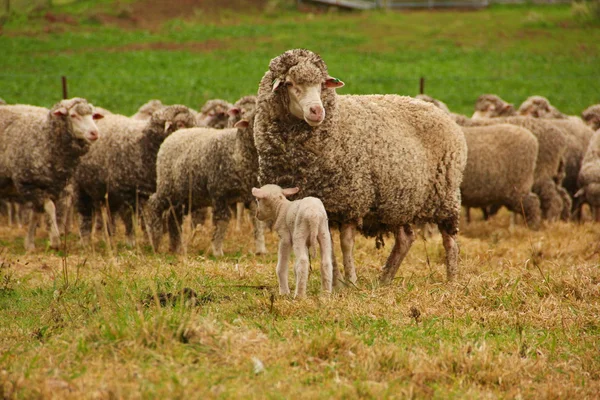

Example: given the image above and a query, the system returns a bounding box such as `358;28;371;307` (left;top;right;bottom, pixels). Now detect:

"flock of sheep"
1;49;599;296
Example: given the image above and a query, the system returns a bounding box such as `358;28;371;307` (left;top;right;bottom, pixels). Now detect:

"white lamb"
252;185;333;298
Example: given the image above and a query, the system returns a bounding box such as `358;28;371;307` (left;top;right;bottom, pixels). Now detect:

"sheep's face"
518;96;555;118
582;106;600;131
472;95;514;119
273;63;344;127
53;102;102;142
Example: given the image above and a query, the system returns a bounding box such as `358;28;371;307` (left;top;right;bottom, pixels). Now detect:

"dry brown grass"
0;209;599;398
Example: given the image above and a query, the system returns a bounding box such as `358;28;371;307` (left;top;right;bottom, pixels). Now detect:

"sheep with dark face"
472;94;517;119
145;104;266;256
0;98;101;250
73;106;197;246
253;49;467;285
518;96;568;119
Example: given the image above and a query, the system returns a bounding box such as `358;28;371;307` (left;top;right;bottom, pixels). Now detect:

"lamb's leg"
293;242;310;298
340;223;357;285
43;199;61;250
318;221;333;293
248;201;266;254
379;225;415;285
211;203;231;257
439;219;460;281
24;209;39;252
276;237;292;296
235;202;244;232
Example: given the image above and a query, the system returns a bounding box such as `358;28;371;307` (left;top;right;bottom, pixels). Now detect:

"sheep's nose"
309;106;323;119
88;131;99;141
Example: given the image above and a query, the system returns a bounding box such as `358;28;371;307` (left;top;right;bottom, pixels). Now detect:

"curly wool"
0;98;94;208
146;107;262;252
73;105;197;239
460;124;541;228
254;49;467;235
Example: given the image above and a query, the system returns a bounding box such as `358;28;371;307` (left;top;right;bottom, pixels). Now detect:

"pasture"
1;2;600;398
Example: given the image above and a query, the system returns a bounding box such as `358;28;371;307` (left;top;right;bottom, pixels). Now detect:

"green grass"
1;4;599;115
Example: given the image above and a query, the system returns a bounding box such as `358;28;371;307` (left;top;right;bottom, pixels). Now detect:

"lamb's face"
53;101;102;142
272;62;344;127
472;95;514;119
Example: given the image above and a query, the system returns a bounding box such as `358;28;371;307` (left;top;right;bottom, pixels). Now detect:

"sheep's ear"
234;120;249;129
164;121;172;133
502;104;514;114
252;187;266;199
92;112;104;120
324;76;344;89
228;107;240;117
53;107;68;116
574;188;585;198
272;78;283;92
282;187;300;197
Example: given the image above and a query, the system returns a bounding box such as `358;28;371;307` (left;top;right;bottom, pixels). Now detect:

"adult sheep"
73;106;197;246
253;49;467;285
145;104;266;256
576;129;600;221
0;98;101;250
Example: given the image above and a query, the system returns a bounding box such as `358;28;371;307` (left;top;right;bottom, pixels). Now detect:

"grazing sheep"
0;98;101;250
461;124;541;229
460;115;570;221
582;105;600;131
74;106;197;246
253;49;467;285
145;105;266;256
472;94;516;119
197;99;234;129
131;99;165;121
252;184;333;297
576;129;600;221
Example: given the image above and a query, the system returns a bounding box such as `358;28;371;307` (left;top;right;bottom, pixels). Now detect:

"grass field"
1;1;600;398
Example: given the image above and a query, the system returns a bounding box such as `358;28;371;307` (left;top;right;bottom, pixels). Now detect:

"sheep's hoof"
255;247;267;255
24;242;35;253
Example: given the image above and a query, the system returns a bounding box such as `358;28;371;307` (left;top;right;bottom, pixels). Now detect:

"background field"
1;1;600;399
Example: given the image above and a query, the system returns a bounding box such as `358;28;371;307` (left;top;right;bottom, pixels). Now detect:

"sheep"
73;106;197;246
252;184;333;297
227;95;257;128
197;99;234;129
145;104;267;256
131;99;165;121
460;124;541;229
0;98;101;250
472;94;517;119
582;105;600;131
514;96;595;220
576;129;600;221
253;49;467;285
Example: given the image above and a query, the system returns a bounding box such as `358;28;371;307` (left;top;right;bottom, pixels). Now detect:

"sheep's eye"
285;81;293;87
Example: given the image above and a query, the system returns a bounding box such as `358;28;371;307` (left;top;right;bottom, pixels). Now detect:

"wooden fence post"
61;76;67;99
419;76;425;94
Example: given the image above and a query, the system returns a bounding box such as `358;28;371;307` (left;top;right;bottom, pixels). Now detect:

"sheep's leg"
328;225;344;289
595;207;600;223
44;199;61;250
248;201;266;254
211;203;231;257
14;203;22;228
534;180;563;221
144;194;167;253
235;202;245;232
75;189;94;246
508;193;541;230
379;225;415;285
167;205;184;254
192;207;209;228
276;237;292;296
24;209;39;252
439;220;460;281
340;223;357;285
293;242;310;298
318;221;333;293
557;186;572;221
121;206;136;248
6;202;13;227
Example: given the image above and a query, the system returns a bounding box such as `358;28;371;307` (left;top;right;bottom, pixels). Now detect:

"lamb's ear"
228;107;240;117
92;112;104;120
234;120;249;129
252;187;266;199
164;120;172;133
272;78;283;92
282;187;300;197
53;107;68;116
324;76;344;89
